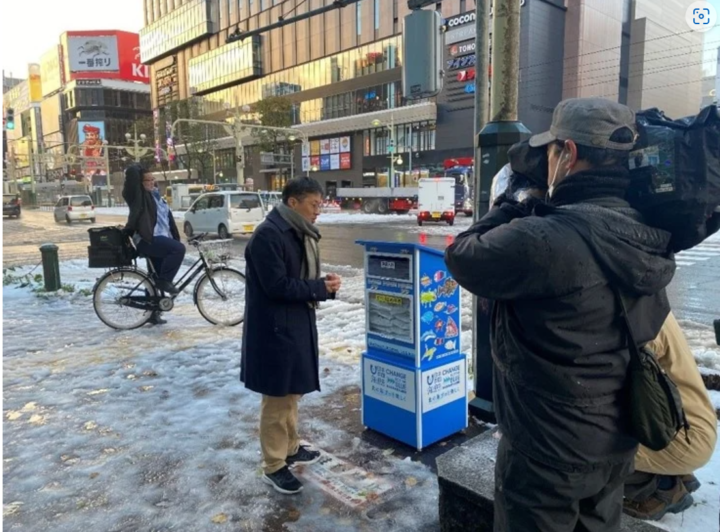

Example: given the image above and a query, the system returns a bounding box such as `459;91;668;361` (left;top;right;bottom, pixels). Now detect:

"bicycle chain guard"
159;297;174;312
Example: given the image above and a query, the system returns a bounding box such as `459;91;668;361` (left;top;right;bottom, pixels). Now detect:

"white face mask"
548;149;571;199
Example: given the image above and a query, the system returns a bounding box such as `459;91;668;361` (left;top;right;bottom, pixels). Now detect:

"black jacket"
241;209;330;397
122;165;179;243
445;169;676;472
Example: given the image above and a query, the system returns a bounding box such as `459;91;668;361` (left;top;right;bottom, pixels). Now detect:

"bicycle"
92;233;246;330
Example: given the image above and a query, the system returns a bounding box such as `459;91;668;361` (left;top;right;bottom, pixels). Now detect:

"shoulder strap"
612;287;643;370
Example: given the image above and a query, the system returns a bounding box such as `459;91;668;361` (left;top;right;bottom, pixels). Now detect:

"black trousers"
494;437;634;532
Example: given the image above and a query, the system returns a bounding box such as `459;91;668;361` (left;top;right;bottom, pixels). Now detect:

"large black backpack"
628;105;720;252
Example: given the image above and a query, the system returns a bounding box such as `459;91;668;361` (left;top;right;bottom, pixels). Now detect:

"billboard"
303;136;351;172
68;35;120;72
78;121;107;177
65;31;149;83
40;46;64;96
28;64;42;102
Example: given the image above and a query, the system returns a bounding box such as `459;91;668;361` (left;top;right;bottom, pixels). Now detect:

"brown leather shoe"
681;474;701;493
623;478;694;521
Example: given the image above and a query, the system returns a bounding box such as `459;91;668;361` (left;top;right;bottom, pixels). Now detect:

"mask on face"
548;149;571;199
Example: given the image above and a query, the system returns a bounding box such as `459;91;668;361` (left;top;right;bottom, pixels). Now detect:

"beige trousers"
260;394;301;475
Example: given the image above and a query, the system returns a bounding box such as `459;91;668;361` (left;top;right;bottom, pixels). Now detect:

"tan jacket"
635;312;717;475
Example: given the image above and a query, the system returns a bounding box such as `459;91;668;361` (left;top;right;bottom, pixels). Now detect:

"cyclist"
122;164;185;323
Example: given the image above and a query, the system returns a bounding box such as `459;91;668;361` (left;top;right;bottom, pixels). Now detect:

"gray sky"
0;0;144;78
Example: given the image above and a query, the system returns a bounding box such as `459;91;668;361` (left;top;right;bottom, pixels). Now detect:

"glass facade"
363;121;436;156
203;36;402;123
188;35;263;94
140;0;219;63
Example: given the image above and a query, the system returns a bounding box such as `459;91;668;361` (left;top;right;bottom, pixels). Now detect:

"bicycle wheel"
194;267;246;326
93;268;157;330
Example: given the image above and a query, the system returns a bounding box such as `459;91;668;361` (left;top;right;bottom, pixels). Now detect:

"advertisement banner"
302;142;310;157
320;155;331;171
302;157;310;172
340;152;352;169
66;31;148;83
28;64;42;102
310;140;321;156
40;46;64;97
340;136;351;153
68;35;120;72
310;155;320;169
320;139;331;155
330;138;340;154
117;31;149;82
78;121;107;176
330;154;340;170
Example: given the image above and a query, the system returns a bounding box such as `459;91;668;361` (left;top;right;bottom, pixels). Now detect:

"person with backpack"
445;98;675;531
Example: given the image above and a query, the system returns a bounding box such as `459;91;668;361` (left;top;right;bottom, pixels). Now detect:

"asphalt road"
4;209;720;325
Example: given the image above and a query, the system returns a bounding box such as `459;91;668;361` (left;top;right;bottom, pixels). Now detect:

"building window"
363;121;436;156
374;0;380;30
459;0;466;13
357;0;362;36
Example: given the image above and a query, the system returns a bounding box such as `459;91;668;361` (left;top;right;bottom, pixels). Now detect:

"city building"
39;30;152;185
138;0;709;192
3;64;44;186
140;0;567;191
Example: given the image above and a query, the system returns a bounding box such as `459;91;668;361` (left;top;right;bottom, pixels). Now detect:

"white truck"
417;177;456;226
335;187;417;214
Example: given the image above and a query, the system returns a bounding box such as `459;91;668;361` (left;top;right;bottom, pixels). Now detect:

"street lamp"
124;127;151;162
372;116;397;187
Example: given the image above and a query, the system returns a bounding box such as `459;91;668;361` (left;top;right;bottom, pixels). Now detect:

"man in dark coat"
241;177;342;495
445;98;676;531
123;164;184;324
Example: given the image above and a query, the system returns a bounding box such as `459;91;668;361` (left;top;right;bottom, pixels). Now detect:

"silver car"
54;195;96;224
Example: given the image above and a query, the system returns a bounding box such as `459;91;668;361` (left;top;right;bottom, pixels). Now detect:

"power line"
517;42;720;92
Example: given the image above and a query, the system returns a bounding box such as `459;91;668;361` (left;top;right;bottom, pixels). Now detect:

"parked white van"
183;191;266;239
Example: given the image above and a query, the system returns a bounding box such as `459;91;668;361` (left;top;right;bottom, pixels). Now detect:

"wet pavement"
4;210;720;326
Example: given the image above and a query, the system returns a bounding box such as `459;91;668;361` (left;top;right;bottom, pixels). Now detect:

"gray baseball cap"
529;98;637;150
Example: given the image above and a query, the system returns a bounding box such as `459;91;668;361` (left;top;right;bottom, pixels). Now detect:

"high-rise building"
627;0;705;118
139;0;567;190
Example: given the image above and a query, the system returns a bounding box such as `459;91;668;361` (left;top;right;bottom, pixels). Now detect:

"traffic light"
6;108;15;130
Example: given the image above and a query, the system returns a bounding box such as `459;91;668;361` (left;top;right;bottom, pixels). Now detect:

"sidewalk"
3;259;719;531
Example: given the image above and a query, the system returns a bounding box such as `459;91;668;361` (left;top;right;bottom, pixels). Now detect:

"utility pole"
470;0;531;424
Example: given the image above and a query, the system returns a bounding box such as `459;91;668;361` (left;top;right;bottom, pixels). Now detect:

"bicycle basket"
197;239;233;265
88;226;135;268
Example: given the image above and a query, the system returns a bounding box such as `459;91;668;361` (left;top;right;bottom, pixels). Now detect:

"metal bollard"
39;244;61;292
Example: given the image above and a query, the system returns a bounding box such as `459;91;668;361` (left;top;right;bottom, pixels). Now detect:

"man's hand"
324;273;342;293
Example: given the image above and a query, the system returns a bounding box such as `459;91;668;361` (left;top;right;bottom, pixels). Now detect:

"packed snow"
96;206;185;220
3;257;718;531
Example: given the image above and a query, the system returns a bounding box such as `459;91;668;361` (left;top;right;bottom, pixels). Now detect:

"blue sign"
320;155;331;171
464;84;475;94
365;91;377;100
446;54;476;71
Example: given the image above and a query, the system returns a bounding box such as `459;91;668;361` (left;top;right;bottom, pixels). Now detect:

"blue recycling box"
356;240;468;450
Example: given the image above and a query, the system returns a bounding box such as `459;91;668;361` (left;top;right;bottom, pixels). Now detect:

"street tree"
251;96;295;155
161;97;225;182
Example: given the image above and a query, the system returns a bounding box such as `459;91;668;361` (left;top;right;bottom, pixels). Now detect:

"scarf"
276;204;322;306
549;166;631;207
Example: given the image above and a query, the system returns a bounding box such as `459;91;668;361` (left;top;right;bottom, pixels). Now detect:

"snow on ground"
2;259;445;532
96;206;184;220
316;212;415;225
3;258;719;531
681;319;720;374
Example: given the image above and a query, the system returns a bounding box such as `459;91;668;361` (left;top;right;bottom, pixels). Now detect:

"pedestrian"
122;164;185;325
623;312;717;520
445;98;676;531
241;177;342;495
